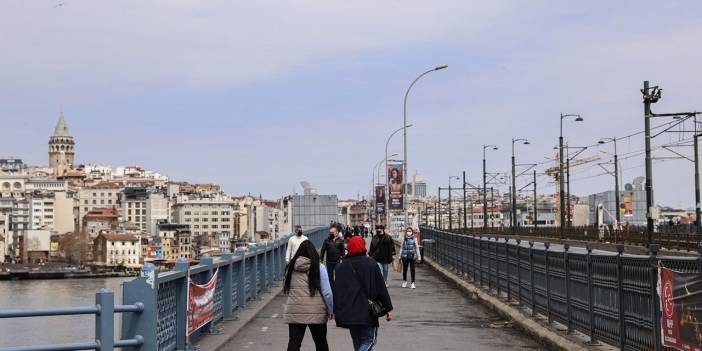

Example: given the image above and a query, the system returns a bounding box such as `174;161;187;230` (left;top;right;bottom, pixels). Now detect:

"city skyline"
1;2;701;206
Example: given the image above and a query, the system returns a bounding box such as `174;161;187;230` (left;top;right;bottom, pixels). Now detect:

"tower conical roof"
53;108;71;137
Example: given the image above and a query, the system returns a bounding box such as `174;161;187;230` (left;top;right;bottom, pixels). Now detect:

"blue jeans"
377;262;389;283
349;326;378;351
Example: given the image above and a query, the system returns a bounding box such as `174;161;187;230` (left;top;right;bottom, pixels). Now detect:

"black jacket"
369;234;396;264
320;236;344;264
333;254;393;327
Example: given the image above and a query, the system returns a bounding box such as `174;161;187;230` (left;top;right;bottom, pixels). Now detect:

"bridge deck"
223;263;544;350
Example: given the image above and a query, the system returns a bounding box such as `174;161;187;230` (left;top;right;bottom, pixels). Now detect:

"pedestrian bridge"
1;226;691;351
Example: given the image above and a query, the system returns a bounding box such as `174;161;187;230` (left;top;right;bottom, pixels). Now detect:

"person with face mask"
286;225;309;264
369;225;395;287
320;224;344;285
400;227;422;289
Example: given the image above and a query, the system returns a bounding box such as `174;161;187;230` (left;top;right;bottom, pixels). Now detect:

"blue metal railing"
0;289;144;351
0;227;327;351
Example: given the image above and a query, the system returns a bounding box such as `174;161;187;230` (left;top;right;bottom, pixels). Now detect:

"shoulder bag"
350;262;387;318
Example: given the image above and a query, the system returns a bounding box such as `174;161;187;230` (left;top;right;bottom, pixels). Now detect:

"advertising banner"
188;269;219;335
621;192;634;218
375;185;386;216
659;267;702;350
387;162;404;210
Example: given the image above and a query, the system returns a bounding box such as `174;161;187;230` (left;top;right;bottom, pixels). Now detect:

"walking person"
286;225;308;264
320;224;344;285
284;240;334;351
334;236;393;351
400;227;422;289
369;225;395;286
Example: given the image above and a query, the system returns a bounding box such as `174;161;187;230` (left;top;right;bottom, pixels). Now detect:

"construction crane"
545;154;601;226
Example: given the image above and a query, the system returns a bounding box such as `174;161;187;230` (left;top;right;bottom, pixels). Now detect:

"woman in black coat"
333;236;393;351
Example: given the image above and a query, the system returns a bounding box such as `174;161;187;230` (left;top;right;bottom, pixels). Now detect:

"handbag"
350;263;388;318
392;256;402;273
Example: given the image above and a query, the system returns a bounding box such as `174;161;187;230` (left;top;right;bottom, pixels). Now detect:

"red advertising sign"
659;267;702;351
187;269;218;335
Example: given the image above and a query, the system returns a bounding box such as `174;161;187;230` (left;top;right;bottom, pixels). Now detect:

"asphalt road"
223;263;545;351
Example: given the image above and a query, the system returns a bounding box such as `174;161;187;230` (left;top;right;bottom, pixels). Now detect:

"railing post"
121;263;158;351
616;244;625;350
95;288;114;351
250;244;259;300
586;245;596;345
470;234;480;287
273;238;281;280
259;243;268;292
516;239;522;305
200;255;217;334
221;250;234;320
649;244;661;351
529;241;535;316
564;243;572;334
174;258;190;350
505;238;511;300
496;238;502;297
545;242;552;324
269;241;275;285
237;247;247;308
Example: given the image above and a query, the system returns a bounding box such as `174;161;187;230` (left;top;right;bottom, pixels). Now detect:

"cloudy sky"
1;1;701;207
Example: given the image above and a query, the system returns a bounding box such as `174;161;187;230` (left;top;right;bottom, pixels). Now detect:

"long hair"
283;240;321;297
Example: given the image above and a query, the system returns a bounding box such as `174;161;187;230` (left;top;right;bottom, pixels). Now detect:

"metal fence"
421;226;702;351
0;227;327;351
455;226;702;252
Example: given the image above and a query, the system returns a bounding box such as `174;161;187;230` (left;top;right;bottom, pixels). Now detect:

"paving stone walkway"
223;263;545;350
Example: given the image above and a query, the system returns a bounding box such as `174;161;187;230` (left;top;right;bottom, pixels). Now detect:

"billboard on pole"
375;185;386;216
387;162;404;210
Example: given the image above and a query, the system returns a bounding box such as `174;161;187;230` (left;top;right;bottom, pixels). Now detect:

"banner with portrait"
387;162;404;210
659;267;702;350
188;269;219;335
375;185;386;216
621;192;634;218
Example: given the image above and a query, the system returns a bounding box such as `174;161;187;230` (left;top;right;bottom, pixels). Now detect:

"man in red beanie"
333;236;393;350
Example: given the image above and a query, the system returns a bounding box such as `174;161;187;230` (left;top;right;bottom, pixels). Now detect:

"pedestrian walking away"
320;224;344;286
368;225;395;286
283;240;334;351
286;225;308;264
400;227;422;289
333;236;393;351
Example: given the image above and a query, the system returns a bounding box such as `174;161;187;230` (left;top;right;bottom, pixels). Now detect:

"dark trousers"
402;258;416;283
326;262;337;286
287;324;329;351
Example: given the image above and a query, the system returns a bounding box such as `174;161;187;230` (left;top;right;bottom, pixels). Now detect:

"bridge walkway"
222;263;545;351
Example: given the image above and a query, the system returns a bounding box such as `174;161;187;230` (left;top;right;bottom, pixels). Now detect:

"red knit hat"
347;236;367;255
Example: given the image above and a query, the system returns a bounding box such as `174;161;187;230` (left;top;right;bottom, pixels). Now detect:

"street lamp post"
511;138;530;231
403;64;448;228
559;113;583;238
483;145;498;228
599;138;620;228
386;125;413;231
448;176;459;230
463;171;467;232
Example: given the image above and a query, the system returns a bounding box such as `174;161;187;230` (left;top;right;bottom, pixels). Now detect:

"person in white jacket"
286;225;309;264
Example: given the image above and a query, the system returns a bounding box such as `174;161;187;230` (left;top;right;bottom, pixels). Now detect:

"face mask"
376;230;381;235
296;231;302;236
406;232;413;236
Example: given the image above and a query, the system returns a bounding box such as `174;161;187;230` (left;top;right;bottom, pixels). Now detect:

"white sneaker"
385;283;389;288
411;283;416;289
402;281;407;288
